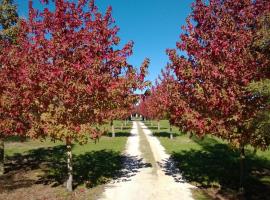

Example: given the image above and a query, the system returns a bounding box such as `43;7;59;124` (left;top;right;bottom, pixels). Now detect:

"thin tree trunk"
158;120;160;131
239;146;245;194
0;139;4;175
189;132;193;139
253;148;257;154
111;120;115;137
66;137;73;192
121;122;123;131
169;124;173;140
124;119;127;127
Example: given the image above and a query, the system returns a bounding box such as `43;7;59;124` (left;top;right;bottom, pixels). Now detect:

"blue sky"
14;0;193;83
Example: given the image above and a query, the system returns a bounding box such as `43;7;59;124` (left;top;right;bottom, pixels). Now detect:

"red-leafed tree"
137;68;177;137
167;0;270;192
0;0;148;191
106;59;149;136
0;0;20;175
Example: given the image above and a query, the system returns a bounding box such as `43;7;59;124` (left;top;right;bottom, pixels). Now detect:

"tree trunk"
111;121;115;137
239;146;245;194
169;124;173;139
253;148;257;154
121;122;123;131
124;120;127;127
0;139;4;175
66;137;73;192
189;132;193;139
158;120;160;131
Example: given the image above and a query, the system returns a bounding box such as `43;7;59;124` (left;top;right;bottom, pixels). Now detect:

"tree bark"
0;139;4;175
111;120;115;137
239;146;245;194
66;137;73;192
158;120;160;131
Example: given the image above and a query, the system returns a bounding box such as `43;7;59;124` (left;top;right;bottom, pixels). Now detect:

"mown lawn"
0;120;133;200
144;120;270;200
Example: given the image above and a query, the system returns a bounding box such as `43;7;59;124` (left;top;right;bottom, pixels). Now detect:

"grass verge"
145;120;270;200
0;120;132;200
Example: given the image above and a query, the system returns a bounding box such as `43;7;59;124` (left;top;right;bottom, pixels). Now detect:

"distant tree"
137;68;177;137
167;0;270;192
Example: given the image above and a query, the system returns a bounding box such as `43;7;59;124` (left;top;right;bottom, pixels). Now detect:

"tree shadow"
5;136;28;142
153;132;178;138
1;145;150;191
164;138;270;200
145;126;167;130
107;131;131;137
115;127;132;130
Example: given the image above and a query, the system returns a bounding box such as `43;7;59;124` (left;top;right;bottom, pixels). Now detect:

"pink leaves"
0;0;148;141
165;0;270;142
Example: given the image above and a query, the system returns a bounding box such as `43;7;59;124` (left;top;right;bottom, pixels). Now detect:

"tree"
0;0;18;42
137;68;178;138
106;58;149;137
0;0;148;191
167;0;270;192
0;0;19;176
247;11;270;152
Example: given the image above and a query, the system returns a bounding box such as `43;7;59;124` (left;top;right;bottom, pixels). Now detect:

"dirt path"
99;121;195;200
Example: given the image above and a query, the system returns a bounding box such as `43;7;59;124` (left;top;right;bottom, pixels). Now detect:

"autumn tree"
137;68;178;138
247;11;270;147
106;59;149;137
0;0;19;176
167;0;270;192
155;69;179;138
0;0;148;191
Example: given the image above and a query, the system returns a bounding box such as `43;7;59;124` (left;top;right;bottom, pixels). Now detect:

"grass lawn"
0;120;133;200
144;120;270;200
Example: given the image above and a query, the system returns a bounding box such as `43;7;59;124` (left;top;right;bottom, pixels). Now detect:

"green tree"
0;0;18;42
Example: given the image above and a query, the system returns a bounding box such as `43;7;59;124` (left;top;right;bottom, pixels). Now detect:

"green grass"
5;120;132;157
145;119;270;200
192;189;213;200
2;120;132;194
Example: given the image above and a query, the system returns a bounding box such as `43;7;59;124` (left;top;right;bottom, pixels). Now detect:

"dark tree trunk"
0;139;4;175
239;146;245;194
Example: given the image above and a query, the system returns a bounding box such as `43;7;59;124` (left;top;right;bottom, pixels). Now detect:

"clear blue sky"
14;0;193;83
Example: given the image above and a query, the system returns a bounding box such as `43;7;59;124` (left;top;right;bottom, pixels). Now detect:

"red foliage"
137;68;177;122
0;0;148;142
167;0;270;148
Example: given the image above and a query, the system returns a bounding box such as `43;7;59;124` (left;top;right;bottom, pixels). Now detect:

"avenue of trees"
1;0;270;196
138;0;270;193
